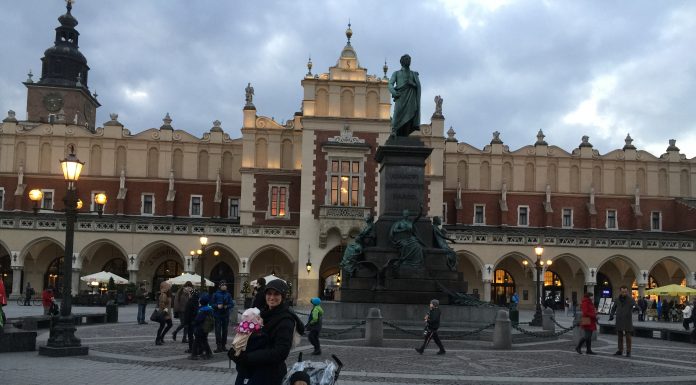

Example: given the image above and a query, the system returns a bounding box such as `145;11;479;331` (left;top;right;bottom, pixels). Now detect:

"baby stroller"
281;352;343;385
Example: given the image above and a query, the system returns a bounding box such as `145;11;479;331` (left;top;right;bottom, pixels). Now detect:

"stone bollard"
365;307;383;347
542;308;555;332
492;309;512;349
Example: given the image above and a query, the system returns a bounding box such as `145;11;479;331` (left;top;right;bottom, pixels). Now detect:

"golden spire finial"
345;20;352;44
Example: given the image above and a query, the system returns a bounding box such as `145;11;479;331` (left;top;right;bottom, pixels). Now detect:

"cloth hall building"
1;4;695;307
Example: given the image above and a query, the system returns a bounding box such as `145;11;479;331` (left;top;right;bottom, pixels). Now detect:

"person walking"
155;281;173;345
637;296;648;322
575;292;597;354
510;292;519;311
230;279;305;385
306;297;324;355
24;282;34;306
212;281;235;352
42;287;54;315
190;293;213;360
172;281;193;342
135;283;149;324
415;299;445;355
182;289;200;354
609;285;636;357
657;298;663;321
683;301;693;330
252;277;266;309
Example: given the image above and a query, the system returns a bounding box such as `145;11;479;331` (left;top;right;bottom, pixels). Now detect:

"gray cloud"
1;1;695;157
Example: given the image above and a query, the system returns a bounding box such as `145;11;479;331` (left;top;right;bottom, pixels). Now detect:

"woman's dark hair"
257;277;266;287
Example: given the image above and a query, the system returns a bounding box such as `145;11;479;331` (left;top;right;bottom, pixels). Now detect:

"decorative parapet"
318;205;372;248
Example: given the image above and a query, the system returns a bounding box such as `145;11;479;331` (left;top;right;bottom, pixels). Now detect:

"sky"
2;0;696;157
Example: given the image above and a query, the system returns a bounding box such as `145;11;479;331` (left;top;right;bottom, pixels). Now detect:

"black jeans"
156;318;173;341
186;323;194;351
420;329;444;351
214;315;229;346
193;331;212;357
308;328;321;352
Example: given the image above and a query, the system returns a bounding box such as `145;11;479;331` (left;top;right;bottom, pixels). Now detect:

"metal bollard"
365;307;383;347
542;308;555;332
492;309;512;349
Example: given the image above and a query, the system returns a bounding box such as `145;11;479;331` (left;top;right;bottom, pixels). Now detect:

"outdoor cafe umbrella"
80;271;129;285
166;273;214;287
250;274;283;288
645;284;696;296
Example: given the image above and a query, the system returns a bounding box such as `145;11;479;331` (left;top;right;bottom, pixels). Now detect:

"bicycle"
16;296;42;306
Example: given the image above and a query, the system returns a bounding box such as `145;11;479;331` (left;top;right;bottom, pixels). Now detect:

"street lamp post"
199;236;208;288
39;146;88;356
526;245;552;327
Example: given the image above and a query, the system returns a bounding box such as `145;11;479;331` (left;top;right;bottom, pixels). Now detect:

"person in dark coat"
182;289;200;354
609;285;636;357
252;277;266;310
637;296;648;322
415;299;445;355
575;292;597;354
191;294;213;360
230;279;304;385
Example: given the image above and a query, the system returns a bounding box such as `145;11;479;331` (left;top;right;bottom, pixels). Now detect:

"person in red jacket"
42;287;55;315
575;292;598;354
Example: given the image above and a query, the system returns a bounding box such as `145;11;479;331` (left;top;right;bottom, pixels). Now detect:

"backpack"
202;311;214;333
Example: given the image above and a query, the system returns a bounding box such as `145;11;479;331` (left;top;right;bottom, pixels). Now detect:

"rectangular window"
518;206;529;226
141;193;154;215
0;187;4;211
606;209;617;229
562;208;573;228
41;189;54;210
329;159;362;206
474;204;485;225
190;195;202;217
651;211;662;231
270;185;288;218
228;198;239;219
90;191;106;213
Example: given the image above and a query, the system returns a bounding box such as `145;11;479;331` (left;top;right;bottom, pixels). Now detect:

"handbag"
150;309;161;322
580;316;591;326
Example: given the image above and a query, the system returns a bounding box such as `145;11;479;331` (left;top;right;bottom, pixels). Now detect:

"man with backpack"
190;293;214;360
212;281;235;353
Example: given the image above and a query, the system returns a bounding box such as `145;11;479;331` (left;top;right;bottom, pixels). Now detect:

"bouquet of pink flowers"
232;307;263;356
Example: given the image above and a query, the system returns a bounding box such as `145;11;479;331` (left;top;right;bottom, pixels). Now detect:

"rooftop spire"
346;20;352;45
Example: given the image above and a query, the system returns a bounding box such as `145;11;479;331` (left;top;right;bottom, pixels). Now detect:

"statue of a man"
245;82;254;107
340;214;375;275
388;54;421;137
432;216;457;271
389;207;424;268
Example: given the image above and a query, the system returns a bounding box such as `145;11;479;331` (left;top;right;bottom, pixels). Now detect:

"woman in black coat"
230;279;304;385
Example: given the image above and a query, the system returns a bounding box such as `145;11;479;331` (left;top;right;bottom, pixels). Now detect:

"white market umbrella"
166;273;214;287
250;274;284;287
80;271;129;285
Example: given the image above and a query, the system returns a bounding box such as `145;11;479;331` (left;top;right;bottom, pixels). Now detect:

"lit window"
562;208;573;228
329;159;362;206
518;206;529;226
228;198;239;219
606;209;617;229
270;185;289;218
141;193;154;215
41;189;54;210
190;195;202;217
651;211;661;231
474;204;485;225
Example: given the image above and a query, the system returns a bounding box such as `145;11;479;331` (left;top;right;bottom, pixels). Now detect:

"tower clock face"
43;93;64;112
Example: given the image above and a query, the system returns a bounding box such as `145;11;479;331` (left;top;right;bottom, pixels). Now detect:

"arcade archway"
319;245;342;301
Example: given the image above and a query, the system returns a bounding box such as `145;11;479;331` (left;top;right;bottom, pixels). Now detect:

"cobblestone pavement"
2;320;696;385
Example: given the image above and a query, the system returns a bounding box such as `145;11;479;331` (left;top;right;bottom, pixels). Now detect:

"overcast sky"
2;1;696;157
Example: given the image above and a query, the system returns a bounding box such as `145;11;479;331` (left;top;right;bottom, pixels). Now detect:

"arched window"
658;168;668;196
115;145;127;175
44;256;64;296
457;161;468;189
198;150;209;179
172;148;184;179
40;142;52;174
502;162;513;188
152;259;182;294
480;161;491;190
524;162;535;191
340;89;354;117
209;262;235;288
548;163;558;192
280;139;293;170
366;91;379;118
491;269;515;306
147;147;159;178
542;271;563;309
636;168;647;193
570;165;580;193
102;258;128;279
316;89;329;116
14;141;26;172
592;166;602;193
680;169;690;197
90;145;102;176
615;167;625;194
255;138;268;168
222;151;234;181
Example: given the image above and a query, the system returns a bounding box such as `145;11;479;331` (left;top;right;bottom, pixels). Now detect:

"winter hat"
289;370;311;385
199;294;210;306
265;279;289;296
430;299;439;307
310;297;321;306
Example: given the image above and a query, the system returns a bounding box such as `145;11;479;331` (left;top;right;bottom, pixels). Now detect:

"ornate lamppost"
525;245;552;327
38;145;88;356
189;236;218;290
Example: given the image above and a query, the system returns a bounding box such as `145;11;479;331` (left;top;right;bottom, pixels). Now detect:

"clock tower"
25;1;100;131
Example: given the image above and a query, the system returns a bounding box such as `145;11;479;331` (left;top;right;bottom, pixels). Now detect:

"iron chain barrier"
319;320;366;338
512;322;577;338
382;320;497;339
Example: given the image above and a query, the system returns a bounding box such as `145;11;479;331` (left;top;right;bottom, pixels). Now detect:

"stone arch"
201;242;242;275
648;256;689;285
548;253;588;308
340;88;354;117
318;245;342;299
549;252;589;280
19;236;65;263
248;244;293;266
137;241;185;292
493;251;533;268
137;240;185;267
596;255;640;297
249;245;294;291
316;88;329;116
456;250;484;295
255;138;268;168
502;161;513;187
636;167;647;193
80;239;129;266
366;90;379;118
222;151;235;181
20;238;65;292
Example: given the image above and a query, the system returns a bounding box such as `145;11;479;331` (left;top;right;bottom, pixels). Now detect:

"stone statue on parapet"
340;213;375;276
431;216;457;271
245;82;255;107
389;206;424;268
388;54;421;137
